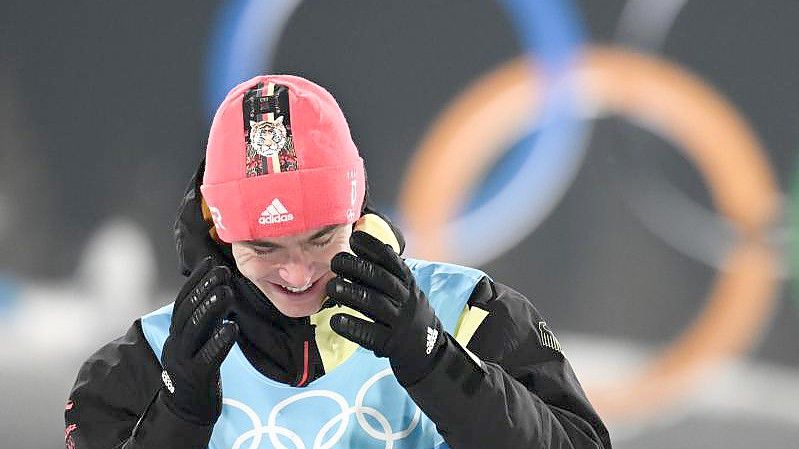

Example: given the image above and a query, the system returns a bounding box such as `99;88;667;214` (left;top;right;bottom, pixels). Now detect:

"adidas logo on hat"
259;198;294;225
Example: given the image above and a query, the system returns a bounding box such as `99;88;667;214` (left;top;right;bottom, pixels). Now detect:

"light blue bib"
142;259;485;449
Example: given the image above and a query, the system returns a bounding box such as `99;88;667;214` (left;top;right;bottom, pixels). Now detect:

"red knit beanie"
200;75;366;243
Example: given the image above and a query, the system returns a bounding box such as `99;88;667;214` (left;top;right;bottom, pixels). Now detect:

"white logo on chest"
221;368;424;449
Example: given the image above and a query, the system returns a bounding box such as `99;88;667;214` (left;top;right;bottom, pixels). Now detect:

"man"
66;75;611;449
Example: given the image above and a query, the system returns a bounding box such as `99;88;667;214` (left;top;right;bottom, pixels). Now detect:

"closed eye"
310;236;334;248
252;247;276;256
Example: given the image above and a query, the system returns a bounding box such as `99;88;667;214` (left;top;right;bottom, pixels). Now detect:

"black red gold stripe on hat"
242;82;297;177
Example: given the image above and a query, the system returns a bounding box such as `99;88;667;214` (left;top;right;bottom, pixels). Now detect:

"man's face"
231;224;352;317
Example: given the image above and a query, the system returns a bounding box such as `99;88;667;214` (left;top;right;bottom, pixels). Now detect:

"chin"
279;304;323;318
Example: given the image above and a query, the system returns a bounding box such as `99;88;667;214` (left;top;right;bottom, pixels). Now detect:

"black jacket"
65;164;611;449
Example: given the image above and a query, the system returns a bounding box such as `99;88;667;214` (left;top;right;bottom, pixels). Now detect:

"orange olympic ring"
399;46;780;423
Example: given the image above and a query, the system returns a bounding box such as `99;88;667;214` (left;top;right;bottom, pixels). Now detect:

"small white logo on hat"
259;198;294;225
208;206;226;230
346;170;357;221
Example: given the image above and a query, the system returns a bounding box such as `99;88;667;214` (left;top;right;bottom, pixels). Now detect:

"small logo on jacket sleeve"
425;326;439;355
538;321;562;352
161;370;176;394
65;423;77;449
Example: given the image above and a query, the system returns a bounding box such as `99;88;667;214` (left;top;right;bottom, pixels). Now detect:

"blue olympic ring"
448;0;586;264
205;0;302;119
0;275;20;315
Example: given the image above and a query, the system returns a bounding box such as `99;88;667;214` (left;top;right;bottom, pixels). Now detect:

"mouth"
271;278;321;296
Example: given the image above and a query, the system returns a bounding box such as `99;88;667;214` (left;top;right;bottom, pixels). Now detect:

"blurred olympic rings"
206;1;590;250
399;46;781;423
204;0;782;425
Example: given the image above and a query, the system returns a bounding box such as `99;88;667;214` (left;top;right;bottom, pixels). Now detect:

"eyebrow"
245;225;341;250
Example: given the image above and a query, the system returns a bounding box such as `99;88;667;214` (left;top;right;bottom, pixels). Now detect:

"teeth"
283;282;312;293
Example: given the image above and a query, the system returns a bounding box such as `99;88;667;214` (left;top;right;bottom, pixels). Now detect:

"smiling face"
231;224;352;317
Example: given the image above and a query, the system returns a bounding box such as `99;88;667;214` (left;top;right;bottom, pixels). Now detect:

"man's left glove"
326;231;446;386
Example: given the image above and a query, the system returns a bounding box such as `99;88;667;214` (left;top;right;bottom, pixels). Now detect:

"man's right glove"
325;231;447;386
161;257;239;425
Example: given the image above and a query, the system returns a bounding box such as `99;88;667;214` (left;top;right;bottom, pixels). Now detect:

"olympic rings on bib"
224;369;423;449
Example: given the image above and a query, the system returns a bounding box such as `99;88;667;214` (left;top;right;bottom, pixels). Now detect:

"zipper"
296;340;310;387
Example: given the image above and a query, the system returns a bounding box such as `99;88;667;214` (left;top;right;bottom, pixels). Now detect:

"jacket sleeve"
65;320;213;449
403;277;612;449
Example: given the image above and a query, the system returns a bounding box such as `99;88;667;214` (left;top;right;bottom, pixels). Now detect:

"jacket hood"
174;159;234;277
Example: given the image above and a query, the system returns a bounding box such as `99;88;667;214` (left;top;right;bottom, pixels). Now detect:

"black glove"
161;257;239;425
326;231;446;386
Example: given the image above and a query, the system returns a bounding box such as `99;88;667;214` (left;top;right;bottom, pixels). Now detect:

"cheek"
323;240;351;264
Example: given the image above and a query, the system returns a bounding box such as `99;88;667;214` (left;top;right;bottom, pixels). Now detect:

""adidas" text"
259;213;294;224
259;198;295;225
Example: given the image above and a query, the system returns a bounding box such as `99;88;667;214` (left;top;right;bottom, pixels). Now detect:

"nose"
277;248;313;287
